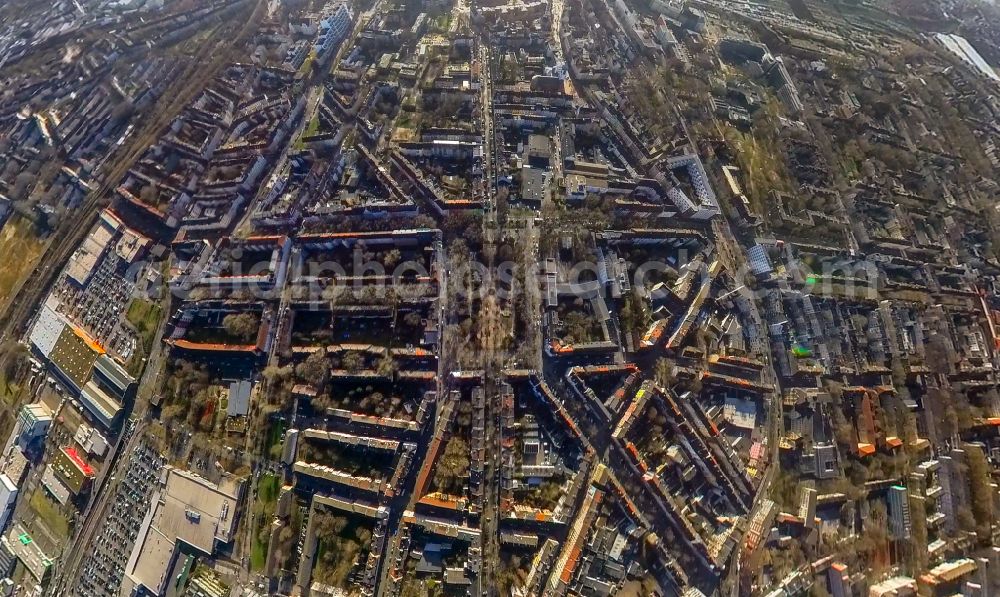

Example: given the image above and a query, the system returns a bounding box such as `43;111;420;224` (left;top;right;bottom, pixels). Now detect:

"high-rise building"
888;485;912;540
828;562;850;597
15;403;53;450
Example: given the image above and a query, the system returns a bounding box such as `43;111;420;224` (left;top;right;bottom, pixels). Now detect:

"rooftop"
4;524;52;582
49;326;103;391
123;467;244;595
65;218;116;286
28;305;66;358
227;380;253;417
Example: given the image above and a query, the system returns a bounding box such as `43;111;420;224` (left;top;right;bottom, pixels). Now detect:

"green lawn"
264;420;287;460
127;298;163;350
250;474;281;571
0;216;46;309
293;113;321;152
258;473;280;503
126;298;163;376
303;113;321;138
250;530;269;572
29;489;70;539
297;48;317;78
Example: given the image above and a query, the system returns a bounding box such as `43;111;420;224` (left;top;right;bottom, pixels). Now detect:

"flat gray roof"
227;380;252;417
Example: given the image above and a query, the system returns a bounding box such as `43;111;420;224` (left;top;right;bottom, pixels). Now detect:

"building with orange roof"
417;492;468;514
548;482;604;593
166;303;274;358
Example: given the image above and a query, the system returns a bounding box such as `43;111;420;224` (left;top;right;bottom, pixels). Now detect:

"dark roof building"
526;134;551;167
521;166;547;206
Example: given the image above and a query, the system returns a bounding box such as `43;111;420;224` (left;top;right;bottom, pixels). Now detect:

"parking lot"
54;249;141;361
74;440;164;597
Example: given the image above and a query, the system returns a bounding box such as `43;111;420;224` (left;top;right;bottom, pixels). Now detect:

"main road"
710;217;784;596
474;32;505;597
36;1;271;592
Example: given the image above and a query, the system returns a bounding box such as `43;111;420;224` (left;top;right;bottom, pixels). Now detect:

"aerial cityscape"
0;0;999;595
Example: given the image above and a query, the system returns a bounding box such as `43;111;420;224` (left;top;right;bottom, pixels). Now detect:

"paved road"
710;217;784;596
42;2;271;592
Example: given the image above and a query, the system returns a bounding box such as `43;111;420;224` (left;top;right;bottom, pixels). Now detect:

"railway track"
0;0;264;348
3;2;268;590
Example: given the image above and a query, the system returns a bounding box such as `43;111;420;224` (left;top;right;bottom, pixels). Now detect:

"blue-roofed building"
747;244;774;277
